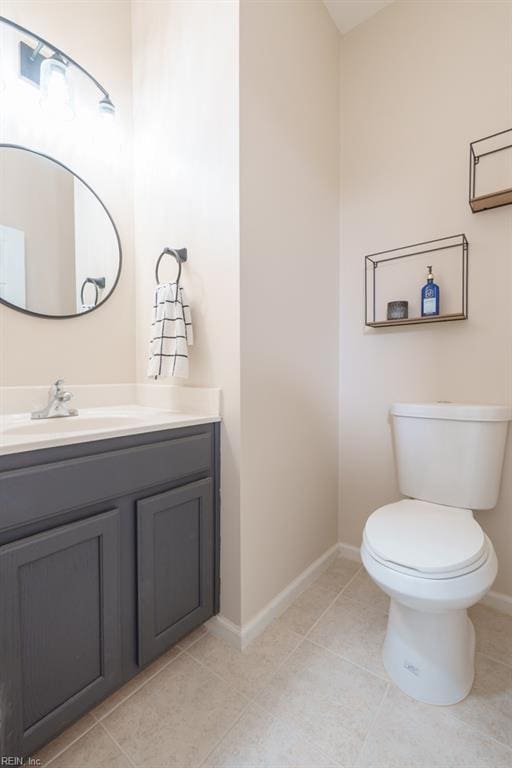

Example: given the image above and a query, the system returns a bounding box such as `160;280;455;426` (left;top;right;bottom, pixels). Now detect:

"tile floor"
34;557;512;767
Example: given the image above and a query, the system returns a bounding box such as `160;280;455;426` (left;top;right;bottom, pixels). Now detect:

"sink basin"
0;404;219;456
4;414;147;436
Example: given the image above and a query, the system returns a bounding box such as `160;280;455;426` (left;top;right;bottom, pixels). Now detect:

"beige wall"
131;0;241;623
2;0;506;625
0;0;339;629
240;0;340;622
339;1;512;596
132;0;339;626
0;0;134;384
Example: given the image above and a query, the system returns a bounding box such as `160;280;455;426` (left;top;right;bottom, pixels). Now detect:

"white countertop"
0;405;220;456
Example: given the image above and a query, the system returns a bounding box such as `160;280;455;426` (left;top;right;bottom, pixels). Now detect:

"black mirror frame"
0;143;122;320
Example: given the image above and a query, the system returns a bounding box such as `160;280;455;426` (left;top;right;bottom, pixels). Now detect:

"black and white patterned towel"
147;281;193;379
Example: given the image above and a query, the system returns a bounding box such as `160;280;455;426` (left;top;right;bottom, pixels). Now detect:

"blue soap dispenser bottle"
421;265;440;317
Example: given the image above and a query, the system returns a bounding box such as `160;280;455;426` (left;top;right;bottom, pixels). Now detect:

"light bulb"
98;95;115;124
39;53;74;122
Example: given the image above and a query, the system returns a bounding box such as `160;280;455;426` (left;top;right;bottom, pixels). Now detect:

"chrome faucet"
31;379;78;420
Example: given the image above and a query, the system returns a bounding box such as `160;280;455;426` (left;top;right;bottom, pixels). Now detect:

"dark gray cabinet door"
137;479;213;666
0;510;121;758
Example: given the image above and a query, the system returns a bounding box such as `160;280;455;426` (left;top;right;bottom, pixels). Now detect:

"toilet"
362;402;511;706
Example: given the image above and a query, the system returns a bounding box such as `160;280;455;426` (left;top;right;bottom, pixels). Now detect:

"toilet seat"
364;499;488;580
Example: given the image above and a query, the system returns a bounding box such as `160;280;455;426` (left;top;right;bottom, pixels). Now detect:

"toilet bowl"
362;499;497;704
362;402;511;706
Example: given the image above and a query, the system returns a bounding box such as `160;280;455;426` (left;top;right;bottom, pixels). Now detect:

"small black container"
387;300;409;320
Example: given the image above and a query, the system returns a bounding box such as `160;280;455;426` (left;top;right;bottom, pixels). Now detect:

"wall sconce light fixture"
39;52;74;121
1;15;115;123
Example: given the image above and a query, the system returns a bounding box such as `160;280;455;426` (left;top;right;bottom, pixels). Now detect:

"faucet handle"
31;379;77;420
49;379;69;402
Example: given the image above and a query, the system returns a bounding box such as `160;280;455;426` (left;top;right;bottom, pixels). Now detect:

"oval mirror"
0;144;121;318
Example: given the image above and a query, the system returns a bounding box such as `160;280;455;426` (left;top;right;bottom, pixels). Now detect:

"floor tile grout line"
92;629;208;724
240;629;305;700
230;562;390;761
192;555;512;765
236;604;388;767
183;615;305;704
197;695;345;768
352;682;391;768
338;649;512;759
177;626;209;653
39;586;329;768
302;576;512;757
35;719;98;767
41;705;143;767
92;647;186;722
474;650;512;671
300;565;364;644
443;706;512;756
248;699;345;768
433;661;512;756
305;636;390;684
98;648;252;768
389;677;512;758
211;564;369;708
97;720;139;768
181;647;253;702
196;698;253;768
182;567;347;708
219;566;374;724
93;559;365;746
272;569;374;682
301;577;512;754
330;566;391;615
39;557;512;767
333;592;390;615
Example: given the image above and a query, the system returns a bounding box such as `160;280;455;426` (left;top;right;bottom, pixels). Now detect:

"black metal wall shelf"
365;234;468;328
469;128;512;212
368;313;466;329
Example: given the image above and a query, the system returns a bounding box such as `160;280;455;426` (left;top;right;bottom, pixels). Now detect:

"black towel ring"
155;247;188;285
80;276;106;307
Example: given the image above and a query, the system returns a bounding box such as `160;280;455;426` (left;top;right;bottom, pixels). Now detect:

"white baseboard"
337;541;362;563
206;614;242;648
482;589;512;616
207;540;512;651
337;540;512;617
207;543;340;650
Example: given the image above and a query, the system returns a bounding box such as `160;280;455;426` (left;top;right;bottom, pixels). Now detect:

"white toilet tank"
391;403;512;510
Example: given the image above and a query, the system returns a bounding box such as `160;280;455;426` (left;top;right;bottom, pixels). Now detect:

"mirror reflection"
0;145;121;317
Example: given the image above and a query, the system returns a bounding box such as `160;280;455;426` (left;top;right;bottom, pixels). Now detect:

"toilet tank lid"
391;402;512;422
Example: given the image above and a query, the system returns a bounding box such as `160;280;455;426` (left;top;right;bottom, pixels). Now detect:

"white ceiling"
323;1;393;35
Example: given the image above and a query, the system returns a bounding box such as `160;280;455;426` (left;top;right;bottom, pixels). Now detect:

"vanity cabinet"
0;423;220;759
137;479;214;666
0;511;122;756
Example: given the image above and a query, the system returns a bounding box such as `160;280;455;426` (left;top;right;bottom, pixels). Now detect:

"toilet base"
383;599;475;705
